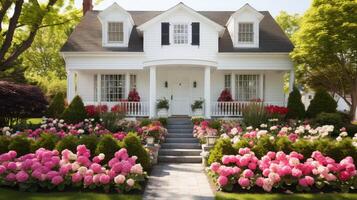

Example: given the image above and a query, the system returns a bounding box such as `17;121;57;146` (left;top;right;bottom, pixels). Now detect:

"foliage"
0;136;10;154
127;89;140;102
191;100;204;110
242;102;267;128
156;98;169;110
123;132;151;171
100;112;123;132
208;138;236;165
78;134;99;156
314;112;343;136
8;136;32;157
307;90;337;118
61;95;87;124
33;133;60;151
275;11;301;38
95;134;120;164
0;81;48;126
27;72;67;98
286;87;305;119
191;117;205;125
85;105;108;121
209;120;222;131
157;118;168;127
55;135;78;153
140;119;152;127
291;0;357;119
346;124;357;137
46;93;66;118
218;89;233;101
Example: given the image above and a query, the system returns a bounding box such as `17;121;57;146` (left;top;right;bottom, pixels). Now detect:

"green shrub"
292;139;317;159
157;118;167;127
191;117;204;125
123;132;151;171
33;133;59;151
242;102;267;128
286;87;305;119
315;138;357;163
8;136;32;156
0;136;10;154
208;138;236;165
78;135;99;156
95;134;120;164
251;136;277;158
156;98;169;110
61;95;87;124
346;124;357;137
46;93;65;118
55;135;79;153
307;90;337;118
100;112;123;132
233;138;250;150
209;120;221;131
275;136;293;153
314;112;344;136
140;119;152;127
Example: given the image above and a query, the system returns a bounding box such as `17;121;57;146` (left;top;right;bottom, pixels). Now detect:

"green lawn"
0;188;142;200
216;192;357;200
26;118;43;124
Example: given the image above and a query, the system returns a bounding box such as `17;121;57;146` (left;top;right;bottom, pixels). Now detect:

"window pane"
235;74;260;101
173;24;188;44
108;22;124;43
224;74;231;92
101;74;125;102
238;23;254;43
130;74;137;90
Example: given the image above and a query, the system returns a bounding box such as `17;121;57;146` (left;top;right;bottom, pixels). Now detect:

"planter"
146;137;155;146
157;108;168;118
192;108;203;116
205;135;218;147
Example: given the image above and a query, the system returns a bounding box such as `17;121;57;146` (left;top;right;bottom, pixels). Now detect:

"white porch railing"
85;101;149;117
211;101;284;117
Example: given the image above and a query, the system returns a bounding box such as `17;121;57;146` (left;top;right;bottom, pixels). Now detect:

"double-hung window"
238;23;254;43
101;74;125;102
130;74;137;90
235;74;260;101
173;24;189;44
224;74;231;92
108;22;124;43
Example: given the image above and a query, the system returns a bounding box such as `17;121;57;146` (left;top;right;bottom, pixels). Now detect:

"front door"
170;72;190;116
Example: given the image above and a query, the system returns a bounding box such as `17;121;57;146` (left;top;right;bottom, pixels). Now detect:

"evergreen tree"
286;87;305;119
307;90;337;118
46;93;65;118
61;95;87;124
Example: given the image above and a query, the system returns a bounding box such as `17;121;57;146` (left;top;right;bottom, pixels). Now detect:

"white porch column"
204;66;211;119
289;69;295;92
67;71;75;103
97;74;101;104
230;72;235;100
125;73;130;98
149;66;157;118
260;72;264;101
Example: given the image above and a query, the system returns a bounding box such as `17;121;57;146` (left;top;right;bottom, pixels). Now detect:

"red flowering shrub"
85;105;108;118
265;105;288;119
128;89;140;102
218;89;233;102
111;104;127;113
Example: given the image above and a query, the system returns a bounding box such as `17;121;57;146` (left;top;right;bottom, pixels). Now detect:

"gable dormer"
227;4;264;48
97;3;134;47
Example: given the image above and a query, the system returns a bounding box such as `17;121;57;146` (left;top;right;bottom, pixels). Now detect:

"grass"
26;118;42;124
215;192;357;200
0;188;142;200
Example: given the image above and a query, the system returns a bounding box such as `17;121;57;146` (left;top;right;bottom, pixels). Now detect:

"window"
130;74;137;90
173;24;189;44
235;74;260;101
238;23;253;43
94;75;98;101
224;74;231;91
101;74;125;102
108;22;124;43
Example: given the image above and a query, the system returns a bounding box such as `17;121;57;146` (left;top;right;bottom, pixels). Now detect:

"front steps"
159;118;202;163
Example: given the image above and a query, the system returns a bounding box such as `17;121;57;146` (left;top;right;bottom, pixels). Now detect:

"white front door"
170;72;190;116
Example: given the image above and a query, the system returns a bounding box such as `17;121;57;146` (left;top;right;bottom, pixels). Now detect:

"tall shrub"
286;87;305;119
242;102;267;128
218;89;233;101
208;138;236;165
61;95;87;124
307;90;337;118
46;93;65;118
123;132;151;171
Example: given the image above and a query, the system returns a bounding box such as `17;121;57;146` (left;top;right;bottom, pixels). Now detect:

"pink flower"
72;173;82;183
114;174;126;184
90;163;102;174
84;175;93;185
99;174;110;184
51;176;64;185
0;166;6;174
93;174;101;184
248;162;257;170
292;168;302;177
7;162;16;170
242;169;254;178
222;156;230;164
126;178;135;187
305;176;314;185
256;177;264;187
217;176;228;186
339;171;351;181
238;177;250;188
15;171;29;182
210;162;221;172
5;173;16;182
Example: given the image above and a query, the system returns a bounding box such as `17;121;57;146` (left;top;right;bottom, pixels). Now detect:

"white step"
159;149;202;156
158;155;202;163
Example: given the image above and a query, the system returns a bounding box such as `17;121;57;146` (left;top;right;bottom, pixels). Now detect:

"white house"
61;1;294;119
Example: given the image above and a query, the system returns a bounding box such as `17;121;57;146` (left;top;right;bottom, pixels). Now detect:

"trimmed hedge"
46;93;65;118
61;95;87;124
123;132;151;171
286;87;305;119
307;90;337;118
208;138;236;165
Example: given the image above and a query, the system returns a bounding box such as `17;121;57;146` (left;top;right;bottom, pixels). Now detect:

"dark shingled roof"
61;10;293;52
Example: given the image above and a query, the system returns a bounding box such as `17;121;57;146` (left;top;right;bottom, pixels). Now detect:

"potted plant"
145;126;160;145
191;100;204;116
156;98;169;117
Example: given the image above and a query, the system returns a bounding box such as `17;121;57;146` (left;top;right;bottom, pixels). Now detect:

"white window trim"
238;23;254;43
235;21;260;48
107;22;124;44
102;21;128;47
170;23;191;46
100;74;126;102
235;74;261;101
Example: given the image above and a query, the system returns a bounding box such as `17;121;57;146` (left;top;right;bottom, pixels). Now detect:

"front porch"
67;65;293;118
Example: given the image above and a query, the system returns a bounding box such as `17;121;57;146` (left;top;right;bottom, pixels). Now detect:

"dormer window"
108;22;124;43
173;24;189;44
238;23;254;43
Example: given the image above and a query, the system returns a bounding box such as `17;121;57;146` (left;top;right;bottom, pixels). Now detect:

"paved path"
143;163;215;200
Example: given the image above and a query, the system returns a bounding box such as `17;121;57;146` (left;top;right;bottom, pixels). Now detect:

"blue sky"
75;0;311;17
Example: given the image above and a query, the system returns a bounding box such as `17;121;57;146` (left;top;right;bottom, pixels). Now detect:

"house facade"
61;1;294;119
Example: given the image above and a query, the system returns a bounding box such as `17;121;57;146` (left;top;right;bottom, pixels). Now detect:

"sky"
74;0;312;17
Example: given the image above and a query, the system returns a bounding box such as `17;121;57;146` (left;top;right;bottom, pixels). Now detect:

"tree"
286;87;305;119
0;0;79;71
291;0;357;119
61;95;87;124
307;90;337;118
46;92;66;118
275;11;301;38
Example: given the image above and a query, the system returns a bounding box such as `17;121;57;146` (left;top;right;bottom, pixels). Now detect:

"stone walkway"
143;163;215;200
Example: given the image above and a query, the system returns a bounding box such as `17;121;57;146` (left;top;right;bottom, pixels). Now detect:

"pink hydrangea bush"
0;145;146;193
209;148;357;192
193;120;218;142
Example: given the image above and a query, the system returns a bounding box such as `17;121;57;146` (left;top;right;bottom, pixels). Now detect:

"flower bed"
0;145;146;193
209;147;357;193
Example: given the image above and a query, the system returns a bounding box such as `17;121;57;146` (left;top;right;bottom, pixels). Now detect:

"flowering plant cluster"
142;121;168;143
265;105;288;119
128;89;141;102
85;105;108;118
193;120;218;142
209;148;357;192
0;145;146;192
218;89;233;102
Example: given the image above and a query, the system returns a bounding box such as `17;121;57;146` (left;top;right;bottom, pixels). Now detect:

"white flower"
59;119;64;123
71;162;80;171
289;157;300;166
77;129;85;134
260;124;268;128
220;134;229;139
114;175;126;184
78;166;87;175
339;132;348;137
5;131;11;136
84;119;89;122
269;136;275;141
246;126;253;131
352;142;357;148
69;153;77;161
270;126;278;131
98;153;105;160
257;130;268;139
230;128;239;135
336;136;342;142
232;136;240;144
126;178;135;187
